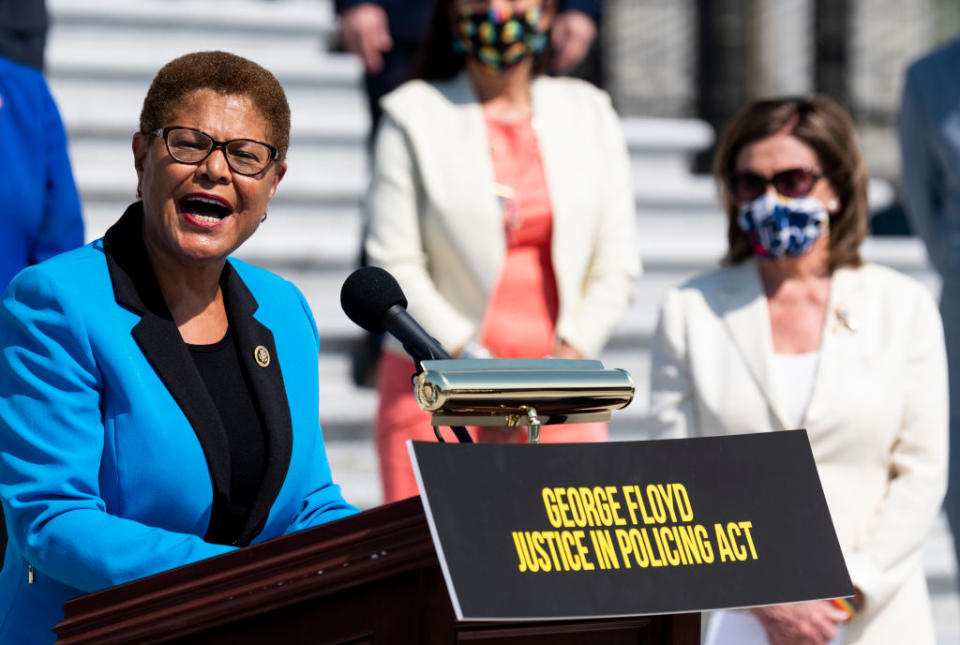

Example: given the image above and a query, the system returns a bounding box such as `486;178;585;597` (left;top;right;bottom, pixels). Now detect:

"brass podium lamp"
412;359;635;443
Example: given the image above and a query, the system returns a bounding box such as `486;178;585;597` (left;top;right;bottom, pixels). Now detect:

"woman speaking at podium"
365;0;640;502
648;96;947;645
0;52;357;643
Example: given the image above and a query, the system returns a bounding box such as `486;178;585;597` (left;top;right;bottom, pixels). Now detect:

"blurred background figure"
364;0;639;502
0;54;80;294
335;0;603;389
0;0;47;70
0;0;71;294
0;36;82;569
898;34;960;592
0;1;78;567
649;96;947;645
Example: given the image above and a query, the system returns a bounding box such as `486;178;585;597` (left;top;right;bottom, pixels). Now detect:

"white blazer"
364;73;640;358
648;259;947;645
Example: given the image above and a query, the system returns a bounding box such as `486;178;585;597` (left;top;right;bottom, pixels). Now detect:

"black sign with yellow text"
409;430;853;620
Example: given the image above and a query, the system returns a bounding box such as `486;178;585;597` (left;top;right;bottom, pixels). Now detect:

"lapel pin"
834;305;859;333
254;345;270;367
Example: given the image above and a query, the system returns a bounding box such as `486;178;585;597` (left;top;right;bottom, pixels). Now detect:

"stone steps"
49;0;335;34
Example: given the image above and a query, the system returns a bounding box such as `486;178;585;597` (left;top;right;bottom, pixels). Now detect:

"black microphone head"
340;267;408;334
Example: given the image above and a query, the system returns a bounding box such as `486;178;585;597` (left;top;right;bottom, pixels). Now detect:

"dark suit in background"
898;35;960;580
0;0;47;70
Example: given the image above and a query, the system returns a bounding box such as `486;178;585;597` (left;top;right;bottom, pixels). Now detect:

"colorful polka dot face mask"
454;6;548;74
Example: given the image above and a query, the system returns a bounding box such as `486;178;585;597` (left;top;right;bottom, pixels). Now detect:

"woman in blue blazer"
0;52;358;644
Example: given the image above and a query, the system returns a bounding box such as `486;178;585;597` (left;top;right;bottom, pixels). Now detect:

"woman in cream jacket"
365;0;639;501
648;96;947;645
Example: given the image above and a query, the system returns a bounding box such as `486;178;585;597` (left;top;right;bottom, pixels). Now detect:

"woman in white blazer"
649;96;947;645
365;0;639;502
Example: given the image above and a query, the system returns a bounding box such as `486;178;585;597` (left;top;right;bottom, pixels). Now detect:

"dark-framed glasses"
151;126;279;176
728;167;823;203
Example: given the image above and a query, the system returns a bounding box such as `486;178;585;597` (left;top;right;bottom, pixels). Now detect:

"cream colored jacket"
648;259;948;645
364;73;640;358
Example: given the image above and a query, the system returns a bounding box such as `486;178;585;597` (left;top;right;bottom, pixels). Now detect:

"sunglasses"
728;168;823;203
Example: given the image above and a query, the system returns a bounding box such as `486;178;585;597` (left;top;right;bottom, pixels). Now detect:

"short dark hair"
411;0;555;81
713;95;869;269
139;51;290;160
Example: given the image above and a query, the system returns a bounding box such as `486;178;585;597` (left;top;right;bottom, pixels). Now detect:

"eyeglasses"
728;168;823;203
150;127;279;176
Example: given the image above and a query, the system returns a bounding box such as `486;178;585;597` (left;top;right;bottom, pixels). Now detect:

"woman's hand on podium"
551;340;584;360
751;600;849;645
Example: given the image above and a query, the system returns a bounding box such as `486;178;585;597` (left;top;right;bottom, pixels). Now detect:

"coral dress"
374;109;607;503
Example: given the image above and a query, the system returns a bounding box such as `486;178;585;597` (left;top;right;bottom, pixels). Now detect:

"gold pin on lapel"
254;345;270;367
833;305;859;333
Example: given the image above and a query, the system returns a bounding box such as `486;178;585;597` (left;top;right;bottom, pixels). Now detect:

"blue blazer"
0;205;358;644
0;54;83;292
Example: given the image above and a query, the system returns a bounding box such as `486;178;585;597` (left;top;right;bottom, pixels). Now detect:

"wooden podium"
54;497;699;644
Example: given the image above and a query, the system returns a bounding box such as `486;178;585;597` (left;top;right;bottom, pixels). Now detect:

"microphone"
340;267;452;364
340;267;472;444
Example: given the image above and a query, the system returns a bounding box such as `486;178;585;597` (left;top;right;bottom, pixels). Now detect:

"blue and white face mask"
736;193;829;260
